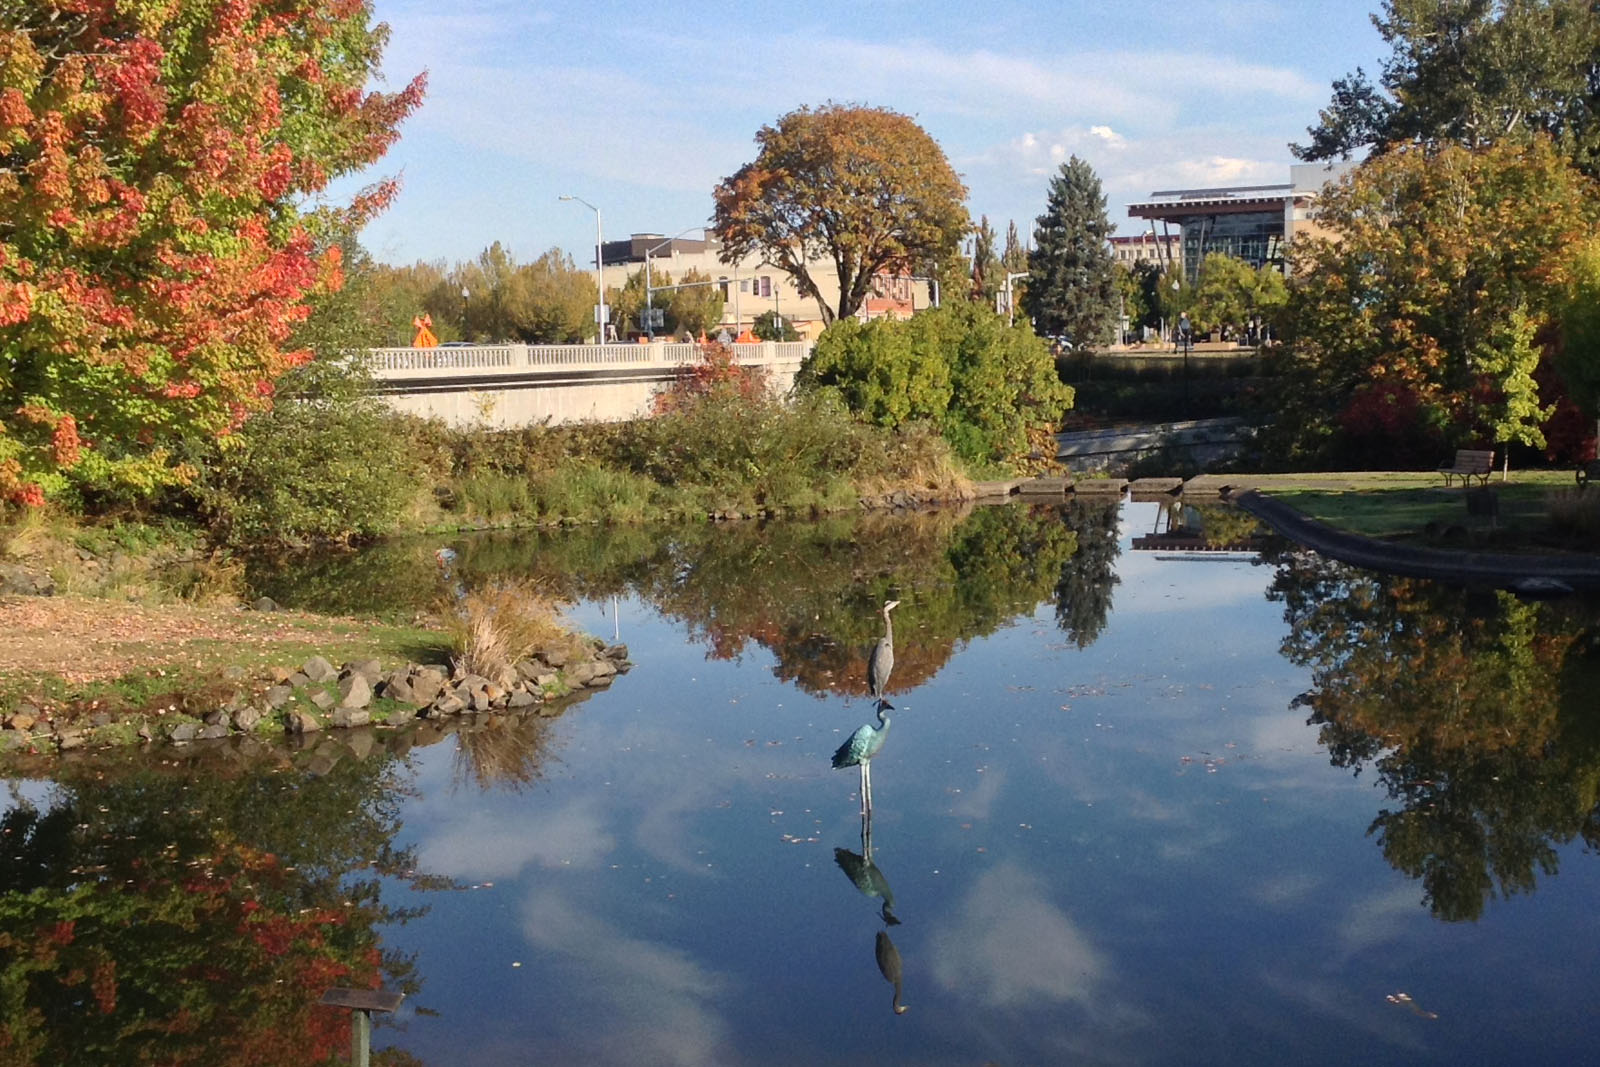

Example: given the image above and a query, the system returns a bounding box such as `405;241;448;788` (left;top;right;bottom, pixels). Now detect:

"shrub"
191;398;427;546
801;304;1072;467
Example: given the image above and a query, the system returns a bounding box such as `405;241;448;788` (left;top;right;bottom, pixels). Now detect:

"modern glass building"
1127;162;1355;283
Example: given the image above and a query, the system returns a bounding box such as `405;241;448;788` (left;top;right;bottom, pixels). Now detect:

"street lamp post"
560;195;606;342
459;286;469;340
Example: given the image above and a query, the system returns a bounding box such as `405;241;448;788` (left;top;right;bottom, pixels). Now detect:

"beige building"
1109;231;1182;270
595;233;933;341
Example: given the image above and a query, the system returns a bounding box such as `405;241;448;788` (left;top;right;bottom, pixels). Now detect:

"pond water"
6;501;1600;1065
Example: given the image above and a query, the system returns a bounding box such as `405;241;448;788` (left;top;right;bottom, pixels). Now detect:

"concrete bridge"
366;341;812;428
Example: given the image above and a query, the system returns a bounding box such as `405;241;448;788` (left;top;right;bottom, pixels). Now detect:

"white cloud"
929;862;1108;1009
1090;125;1127;149
521;890;732;1066
417;799;614;879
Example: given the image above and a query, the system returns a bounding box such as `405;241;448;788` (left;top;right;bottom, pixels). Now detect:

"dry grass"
444;577;572;679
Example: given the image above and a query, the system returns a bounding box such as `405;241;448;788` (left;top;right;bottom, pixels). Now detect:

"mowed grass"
1265;470;1576;540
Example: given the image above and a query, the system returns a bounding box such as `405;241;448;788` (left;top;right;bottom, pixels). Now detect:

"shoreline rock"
0;639;633;757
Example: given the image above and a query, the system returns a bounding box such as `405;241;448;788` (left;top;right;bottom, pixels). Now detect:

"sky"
326;0;1386;269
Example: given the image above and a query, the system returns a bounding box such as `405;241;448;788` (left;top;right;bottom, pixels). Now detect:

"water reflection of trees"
1054;499;1121;648
0;748;433;1063
1268;549;1600;921
512;507;1104;697
252;504;1127;697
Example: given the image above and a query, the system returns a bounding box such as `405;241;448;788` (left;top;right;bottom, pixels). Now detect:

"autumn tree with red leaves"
0;0;423;507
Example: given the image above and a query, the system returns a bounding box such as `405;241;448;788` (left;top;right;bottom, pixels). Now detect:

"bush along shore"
0;641;632;756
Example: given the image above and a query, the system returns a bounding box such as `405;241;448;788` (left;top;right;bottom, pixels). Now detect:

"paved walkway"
1233;489;1600;593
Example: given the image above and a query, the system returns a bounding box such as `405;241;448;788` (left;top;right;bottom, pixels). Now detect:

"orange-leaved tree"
0;0;424;507
712;103;969;326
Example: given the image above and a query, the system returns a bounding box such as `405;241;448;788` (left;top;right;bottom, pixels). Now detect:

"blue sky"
328;0;1385;267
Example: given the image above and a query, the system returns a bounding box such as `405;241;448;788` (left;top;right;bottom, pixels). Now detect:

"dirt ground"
0;595;362;686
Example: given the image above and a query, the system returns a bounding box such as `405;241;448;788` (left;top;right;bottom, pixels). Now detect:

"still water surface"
6;501;1600;1065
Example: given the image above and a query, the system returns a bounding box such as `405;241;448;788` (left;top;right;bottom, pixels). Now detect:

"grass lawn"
1264;470;1579;541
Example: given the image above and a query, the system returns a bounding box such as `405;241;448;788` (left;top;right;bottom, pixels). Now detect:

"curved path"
1233;489;1600;593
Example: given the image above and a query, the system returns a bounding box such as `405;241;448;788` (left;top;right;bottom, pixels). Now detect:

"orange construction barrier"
412;313;439;348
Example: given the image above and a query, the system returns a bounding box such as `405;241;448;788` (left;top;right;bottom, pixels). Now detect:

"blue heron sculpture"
833;700;892;814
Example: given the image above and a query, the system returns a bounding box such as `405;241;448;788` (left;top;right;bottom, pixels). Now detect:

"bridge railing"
367;341;811;376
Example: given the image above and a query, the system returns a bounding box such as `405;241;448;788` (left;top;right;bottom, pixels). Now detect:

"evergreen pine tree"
1022;157;1118;346
971;215;1002;307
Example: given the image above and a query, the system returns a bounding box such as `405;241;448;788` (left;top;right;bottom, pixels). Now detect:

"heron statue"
875;930;909;1015
867;599;901;703
833;700;892;815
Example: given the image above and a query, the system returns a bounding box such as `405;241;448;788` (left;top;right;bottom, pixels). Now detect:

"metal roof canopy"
1129;183;1308;220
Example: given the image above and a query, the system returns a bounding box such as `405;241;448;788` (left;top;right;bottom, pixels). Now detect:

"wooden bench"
1437;449;1493;487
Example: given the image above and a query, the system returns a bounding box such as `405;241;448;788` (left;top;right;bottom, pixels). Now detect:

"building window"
739;280;749;293
718;277;729;299
758;276;771;298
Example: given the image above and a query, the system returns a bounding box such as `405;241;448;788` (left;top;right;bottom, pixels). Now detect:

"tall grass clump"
527;459;660;523
444;577;574;680
459;471;532;519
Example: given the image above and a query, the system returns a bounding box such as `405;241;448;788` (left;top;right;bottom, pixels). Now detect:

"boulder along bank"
0;639;632;756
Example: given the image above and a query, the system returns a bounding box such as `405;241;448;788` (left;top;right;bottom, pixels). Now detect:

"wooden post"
321;988;405;1067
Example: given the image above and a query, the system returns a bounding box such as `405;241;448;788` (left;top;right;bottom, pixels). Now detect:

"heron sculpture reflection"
875;931;909;1014
867;599;901;702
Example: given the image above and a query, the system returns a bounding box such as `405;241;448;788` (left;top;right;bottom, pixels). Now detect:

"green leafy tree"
521;247;597;343
1271;138;1597;466
1188;253;1288;339
1001;219;1029;318
1555;238;1600;445
1113;265;1145;342
457;241;528;343
1294;0;1600;176
667;267;726;338
1022;157;1118;348
971;215;1003;307
605;268;652;340
369;259;459;345
753;309;799;341
712;103;970;324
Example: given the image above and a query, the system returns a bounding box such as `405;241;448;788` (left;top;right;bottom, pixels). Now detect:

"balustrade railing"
367;340;811;375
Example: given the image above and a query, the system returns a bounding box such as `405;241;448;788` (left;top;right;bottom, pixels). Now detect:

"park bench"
1437;448;1494;487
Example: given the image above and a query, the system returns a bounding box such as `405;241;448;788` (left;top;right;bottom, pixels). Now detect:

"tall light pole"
459;286;469;340
560;195;606;342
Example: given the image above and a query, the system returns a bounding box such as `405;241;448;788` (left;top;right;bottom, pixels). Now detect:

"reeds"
443;576;572;679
